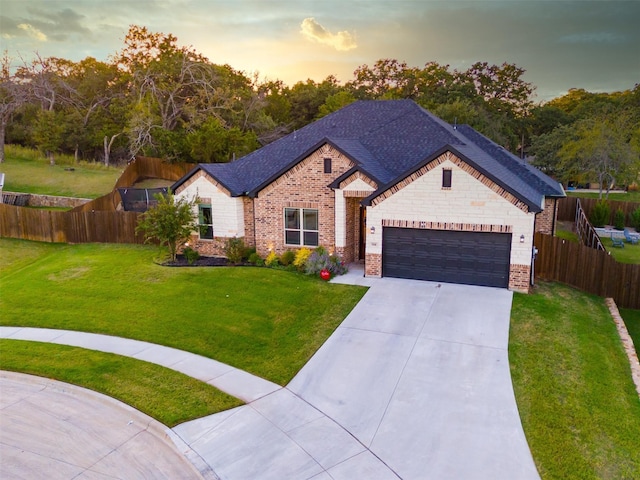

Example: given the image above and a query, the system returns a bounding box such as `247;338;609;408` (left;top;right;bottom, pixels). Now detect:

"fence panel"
534;232;640;309
558;196;640;225
71;157;195;213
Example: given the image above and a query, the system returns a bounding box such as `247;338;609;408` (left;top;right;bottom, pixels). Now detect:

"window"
198;204;213;239
324;157;332;174
285;208;318;246
442;169;452;188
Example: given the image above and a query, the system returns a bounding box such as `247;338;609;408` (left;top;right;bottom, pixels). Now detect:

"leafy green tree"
32;109;66;165
317;91;356;118
557;115;639;198
136;191;197;262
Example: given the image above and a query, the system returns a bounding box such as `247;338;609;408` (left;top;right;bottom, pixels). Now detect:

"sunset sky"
1;0;638;101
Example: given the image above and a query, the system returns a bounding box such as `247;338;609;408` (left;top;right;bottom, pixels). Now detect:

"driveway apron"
174;276;539;480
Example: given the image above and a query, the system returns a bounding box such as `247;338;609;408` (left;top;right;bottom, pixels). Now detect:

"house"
172;100;565;292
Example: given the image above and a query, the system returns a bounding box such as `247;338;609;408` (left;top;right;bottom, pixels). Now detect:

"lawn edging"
606;298;640;398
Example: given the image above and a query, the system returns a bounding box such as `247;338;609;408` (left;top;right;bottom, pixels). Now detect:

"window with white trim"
284;208;319;246
198;204;213;239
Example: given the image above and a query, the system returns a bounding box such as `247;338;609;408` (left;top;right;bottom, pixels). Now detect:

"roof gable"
172;100;564;208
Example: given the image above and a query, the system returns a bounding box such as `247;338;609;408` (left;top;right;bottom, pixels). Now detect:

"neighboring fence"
557;196;640;224
0;204;144;244
1;156;191;244
574;198;605;251
71;156;195;213
534;232;640;309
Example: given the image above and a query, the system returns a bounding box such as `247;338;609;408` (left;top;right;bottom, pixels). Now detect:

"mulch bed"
163;255;233;267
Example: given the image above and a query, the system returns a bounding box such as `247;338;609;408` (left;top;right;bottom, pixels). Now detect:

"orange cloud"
300;17;356;51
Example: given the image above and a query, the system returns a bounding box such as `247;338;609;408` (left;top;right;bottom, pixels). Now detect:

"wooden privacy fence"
71;156;195;213
0;204;144;244
557;196;640;224
534;232;640;309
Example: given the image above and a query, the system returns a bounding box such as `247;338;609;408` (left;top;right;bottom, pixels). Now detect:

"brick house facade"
173;100;565;292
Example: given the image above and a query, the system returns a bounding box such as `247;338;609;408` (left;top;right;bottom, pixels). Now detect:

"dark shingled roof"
172;99;564;211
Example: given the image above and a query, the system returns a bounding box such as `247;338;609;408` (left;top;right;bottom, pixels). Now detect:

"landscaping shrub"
265;251;279;267
248;252;264;266
304;248;347;276
225;237;246;264
590;200;610;227
631;206;640;231
280;250;295;266
293;248;312;271
182;246;200;265
613;208;626;230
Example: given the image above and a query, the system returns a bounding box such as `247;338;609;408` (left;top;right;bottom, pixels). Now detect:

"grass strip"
0;339;242;427
0;239;367;385
599;236;640;264
510;282;640;479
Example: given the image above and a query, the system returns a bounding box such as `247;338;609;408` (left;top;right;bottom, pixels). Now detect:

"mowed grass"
0;239;367;385
566;190;640;202
2;145;122;198
510;282;640;479
600;236;640;264
0;340;242;427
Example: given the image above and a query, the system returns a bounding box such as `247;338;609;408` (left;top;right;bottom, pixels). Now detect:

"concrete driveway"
174;274;539;479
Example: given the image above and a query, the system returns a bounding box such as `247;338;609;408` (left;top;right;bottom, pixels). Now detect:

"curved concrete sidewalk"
0;327;280;403
1;269;539;479
0;371;202;479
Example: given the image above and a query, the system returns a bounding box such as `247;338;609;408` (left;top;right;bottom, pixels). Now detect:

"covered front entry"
381;227;512;288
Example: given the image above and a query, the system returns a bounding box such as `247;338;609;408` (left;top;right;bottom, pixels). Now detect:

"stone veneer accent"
508;264;531;293
370;152;530;214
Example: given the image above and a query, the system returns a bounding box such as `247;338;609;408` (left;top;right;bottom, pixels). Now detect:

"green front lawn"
510;282;640;479
0;340;242;427
1;145;122;198
0;239;367;385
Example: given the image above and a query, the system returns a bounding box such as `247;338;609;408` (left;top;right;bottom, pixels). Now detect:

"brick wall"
535;198;557;235
186;234;227;256
365;253;382;277
509;264;531;293
253;145;354;257
243;197;256;247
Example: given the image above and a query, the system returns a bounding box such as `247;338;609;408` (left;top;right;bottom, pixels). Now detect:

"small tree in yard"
136;191;197;262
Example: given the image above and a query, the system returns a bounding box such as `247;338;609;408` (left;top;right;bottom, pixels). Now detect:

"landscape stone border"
606;298;640;398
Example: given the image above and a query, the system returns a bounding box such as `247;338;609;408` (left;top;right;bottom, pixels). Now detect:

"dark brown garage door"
382;227;512;288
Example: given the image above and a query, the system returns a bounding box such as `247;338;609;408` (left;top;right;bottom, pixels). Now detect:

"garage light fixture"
370;226;376;234
520;234;525;243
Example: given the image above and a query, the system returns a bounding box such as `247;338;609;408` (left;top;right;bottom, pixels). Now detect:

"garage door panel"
382;228;511;288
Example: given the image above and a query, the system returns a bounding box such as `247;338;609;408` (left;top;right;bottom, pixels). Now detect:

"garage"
382;227;512;288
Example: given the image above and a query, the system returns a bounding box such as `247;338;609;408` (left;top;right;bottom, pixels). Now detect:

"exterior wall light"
520;234;525;243
370;226;376;234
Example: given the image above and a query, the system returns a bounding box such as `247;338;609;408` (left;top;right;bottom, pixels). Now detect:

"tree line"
1;25;638;190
